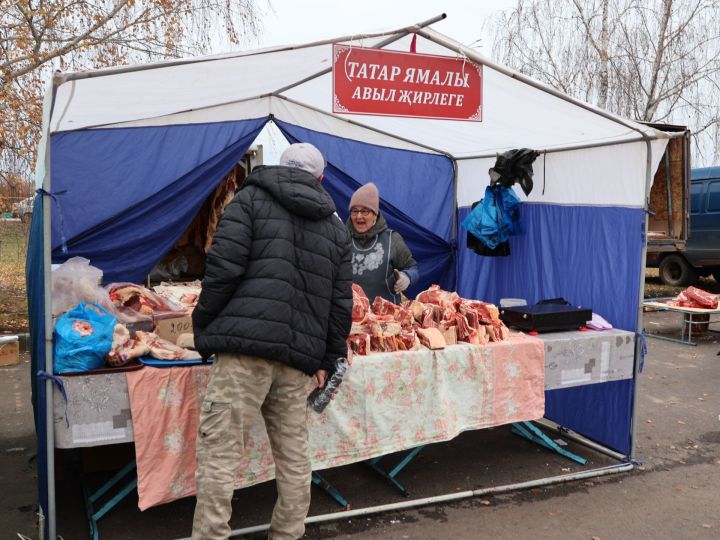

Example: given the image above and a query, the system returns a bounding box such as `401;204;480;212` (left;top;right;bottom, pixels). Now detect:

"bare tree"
0;0;267;192
491;0;720;165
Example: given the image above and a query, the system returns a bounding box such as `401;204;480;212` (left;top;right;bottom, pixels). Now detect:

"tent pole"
271;14;447;96
454;131;685;160
204;462;632;540
451;158;459;289
416;27;658;141
53;14;447;133
98;81;452;160
631;140;655;459
273;95;454;160
55;14;447;85
535;419;627;462
42;77;60;540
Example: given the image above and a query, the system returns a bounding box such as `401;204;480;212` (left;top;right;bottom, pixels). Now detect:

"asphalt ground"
2;309;719;539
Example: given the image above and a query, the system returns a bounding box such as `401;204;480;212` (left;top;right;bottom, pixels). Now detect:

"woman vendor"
347;182;419;303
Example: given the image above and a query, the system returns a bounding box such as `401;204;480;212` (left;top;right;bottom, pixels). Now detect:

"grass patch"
0;220;29;333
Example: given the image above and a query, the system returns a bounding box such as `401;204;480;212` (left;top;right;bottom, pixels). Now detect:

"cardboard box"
154;314;193;344
0;337;20;367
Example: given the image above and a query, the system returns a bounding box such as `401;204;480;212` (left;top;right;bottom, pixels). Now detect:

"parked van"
649;166;720;286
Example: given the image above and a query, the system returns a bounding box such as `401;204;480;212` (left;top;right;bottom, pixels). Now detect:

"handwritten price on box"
155;316;192;344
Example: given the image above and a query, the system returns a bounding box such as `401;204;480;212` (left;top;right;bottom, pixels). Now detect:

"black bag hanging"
489;148;540;196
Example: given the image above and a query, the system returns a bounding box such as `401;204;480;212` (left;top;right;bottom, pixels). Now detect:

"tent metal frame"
36;14;659;539
54;15;449;85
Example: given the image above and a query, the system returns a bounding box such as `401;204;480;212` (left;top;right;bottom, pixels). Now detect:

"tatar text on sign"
332;44;483;121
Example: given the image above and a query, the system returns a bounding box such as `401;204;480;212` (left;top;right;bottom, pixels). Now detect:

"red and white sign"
332;44;483;122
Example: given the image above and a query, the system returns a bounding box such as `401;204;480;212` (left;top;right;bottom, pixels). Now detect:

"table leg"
511;422;586;465
312;471;350;509
365;446;425;497
82;459;137;540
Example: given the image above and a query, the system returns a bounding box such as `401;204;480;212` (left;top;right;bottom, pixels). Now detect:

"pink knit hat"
349;183;379;214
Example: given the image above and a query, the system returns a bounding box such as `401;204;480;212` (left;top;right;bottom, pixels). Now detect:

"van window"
691;183;704;214
708;181;720;212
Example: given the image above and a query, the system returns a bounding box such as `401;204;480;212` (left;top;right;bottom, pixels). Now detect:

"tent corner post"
42;78;59;540
630;138;655;461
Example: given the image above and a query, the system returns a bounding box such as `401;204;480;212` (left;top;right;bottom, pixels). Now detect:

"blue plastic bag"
462;185;522;249
54;302;117;373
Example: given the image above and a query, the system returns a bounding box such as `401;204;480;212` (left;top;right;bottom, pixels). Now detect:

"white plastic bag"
52;257;112;318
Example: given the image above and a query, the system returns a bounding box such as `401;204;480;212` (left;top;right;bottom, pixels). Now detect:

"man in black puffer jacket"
191;143;352;540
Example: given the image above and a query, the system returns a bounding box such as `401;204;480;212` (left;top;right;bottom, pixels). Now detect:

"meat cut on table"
135;331;201;361
108;283;180;316
347;284;509;356
669;286;719;310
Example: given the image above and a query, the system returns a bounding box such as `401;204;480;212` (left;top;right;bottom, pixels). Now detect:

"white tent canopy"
48;26;668;208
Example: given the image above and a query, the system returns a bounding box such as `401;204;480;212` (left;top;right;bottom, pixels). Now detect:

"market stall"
28;15;673;538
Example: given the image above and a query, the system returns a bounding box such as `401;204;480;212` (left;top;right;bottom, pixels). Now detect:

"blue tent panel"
457;201;643;453
51;119;267;283
457;203;645;331
276;121;456;295
545;379;635;456
275;120;456;243
51;119;268;248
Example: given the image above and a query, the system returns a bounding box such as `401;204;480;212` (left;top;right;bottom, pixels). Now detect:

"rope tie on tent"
36;188;68;254
342;38;357;81
637;332;648;373
37;370;69;428
454;49;470;80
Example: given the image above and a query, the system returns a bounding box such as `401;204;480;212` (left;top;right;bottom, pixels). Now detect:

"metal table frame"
78;459;137;540
338;421;587;505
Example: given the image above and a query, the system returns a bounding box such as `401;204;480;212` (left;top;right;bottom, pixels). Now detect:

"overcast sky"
247;0;518;162
254;1;516;52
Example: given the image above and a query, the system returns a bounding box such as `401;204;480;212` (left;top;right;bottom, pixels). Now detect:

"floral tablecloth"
127;335;545;510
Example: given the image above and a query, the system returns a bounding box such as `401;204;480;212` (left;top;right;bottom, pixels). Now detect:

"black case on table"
499;304;592;333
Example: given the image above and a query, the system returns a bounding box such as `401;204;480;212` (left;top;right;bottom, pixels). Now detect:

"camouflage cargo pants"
191;353;312;540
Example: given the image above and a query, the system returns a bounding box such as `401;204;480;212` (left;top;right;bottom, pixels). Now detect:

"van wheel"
659;255;698;287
